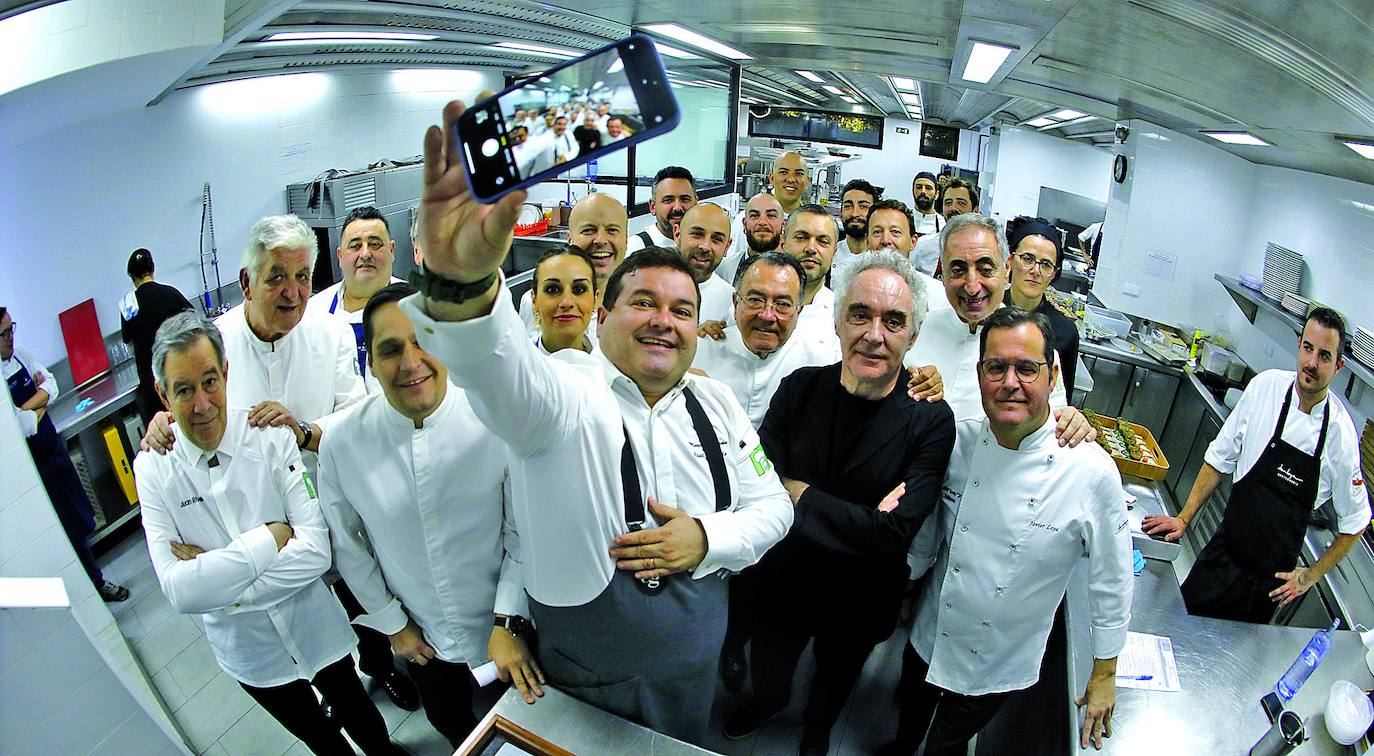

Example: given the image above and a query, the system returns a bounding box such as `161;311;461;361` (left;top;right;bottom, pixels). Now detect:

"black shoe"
98;580;130;602
720;646;747;693
723;704;781;740
376;670;420;711
798;727;829;756
320;698;338;725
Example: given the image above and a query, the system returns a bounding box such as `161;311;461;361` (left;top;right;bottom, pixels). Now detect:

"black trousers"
332;580;398;679
39;454;104;585
890;642;1011;756
406;657;478;749
721;569;757;658
750;618;878;736
240;655;394;756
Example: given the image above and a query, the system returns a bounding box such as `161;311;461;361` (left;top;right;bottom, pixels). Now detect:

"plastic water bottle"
1276;618;1340;701
586;159;598;182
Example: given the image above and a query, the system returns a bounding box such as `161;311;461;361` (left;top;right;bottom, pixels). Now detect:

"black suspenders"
636;230;655;250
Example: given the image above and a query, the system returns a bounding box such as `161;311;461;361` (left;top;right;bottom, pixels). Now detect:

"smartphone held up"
454;34;682;203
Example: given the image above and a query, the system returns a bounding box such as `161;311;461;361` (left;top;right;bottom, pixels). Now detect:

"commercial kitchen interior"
2;0;1373;754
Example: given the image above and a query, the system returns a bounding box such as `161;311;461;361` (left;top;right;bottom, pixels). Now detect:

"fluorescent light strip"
266;31;438;42
795;70;824;82
494;41;579;58
901;92;921;104
1202;131;1272;146
891;76;917;91
1342;140;1374;159
961;41;1015;83
840;96;857;103
642;23;753;59
654;43;698;59
1049;108;1085;120
822;85;843;95
1025;117;1056;128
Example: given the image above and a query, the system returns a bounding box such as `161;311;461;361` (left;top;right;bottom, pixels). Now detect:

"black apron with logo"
1181;384;1328;623
6;358;97;546
527;387;730;745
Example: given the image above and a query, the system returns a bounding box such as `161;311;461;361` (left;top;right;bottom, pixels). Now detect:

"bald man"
675;203;735;325
770;151;811;215
518;192;629;337
717;193;785;285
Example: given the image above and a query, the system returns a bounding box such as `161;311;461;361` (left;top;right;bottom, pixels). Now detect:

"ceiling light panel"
1341;140;1374;159
1026;117;1055;127
822;85;844;95
891;76;917;91
840;95;857;103
960;41;1015;84
494;41;579;58
1049;108;1085;120
795;70;824;82
641;23;753;59
266;31;438;42
1202;131;1272;146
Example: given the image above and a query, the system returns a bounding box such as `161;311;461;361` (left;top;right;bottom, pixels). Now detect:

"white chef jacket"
1205;369;1370;534
915;211;944;237
912;416;1133;695
214;304;365;473
513;139;555;179
2;346;60;402
698;274;734;325
401;282;794;608
797;286;836;334
692;324;840;428
305;277;405;394
4;386;38;437
909;233;942;277
550;130;580;163
626;222;674;253
134;412;354;688
317;388;525;666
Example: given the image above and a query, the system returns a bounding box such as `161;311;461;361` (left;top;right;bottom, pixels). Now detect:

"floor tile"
165;638;220;702
391;708;454;756
175;671;255;753
133;611;201;673
214;702;297;756
153;667;191;712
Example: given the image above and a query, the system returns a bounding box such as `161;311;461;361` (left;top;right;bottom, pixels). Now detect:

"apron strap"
1271;384;1295;446
636;230;655;249
620;386;730;529
1314;398;1331;458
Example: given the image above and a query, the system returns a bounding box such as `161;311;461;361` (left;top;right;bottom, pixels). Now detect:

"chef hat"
1005;216;1064;282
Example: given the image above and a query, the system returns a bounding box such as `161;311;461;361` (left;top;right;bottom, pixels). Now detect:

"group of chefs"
5;97;1369;756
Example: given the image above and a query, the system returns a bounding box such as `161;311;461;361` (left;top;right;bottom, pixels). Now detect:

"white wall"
0;66;503;368
984;126;1113;222
839;117;982;204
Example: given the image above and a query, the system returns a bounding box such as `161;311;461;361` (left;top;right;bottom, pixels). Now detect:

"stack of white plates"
1281;292;1310;316
1353;327;1374;369
1262;243;1304;300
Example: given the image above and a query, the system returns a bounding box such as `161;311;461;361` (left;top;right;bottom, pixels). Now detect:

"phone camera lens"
654;115;663;123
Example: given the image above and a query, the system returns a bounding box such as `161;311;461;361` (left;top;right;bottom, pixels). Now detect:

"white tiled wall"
985;126;1114;223
0;402;188;755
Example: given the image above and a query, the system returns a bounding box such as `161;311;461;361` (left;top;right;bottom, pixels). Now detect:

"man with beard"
715;192;784;286
628;166;696;252
674;203;735;324
911;172;943;237
831;178;878;281
910;177;980;276
864;199;950;313
728;151;817;258
780;205;840;337
518;193;628;339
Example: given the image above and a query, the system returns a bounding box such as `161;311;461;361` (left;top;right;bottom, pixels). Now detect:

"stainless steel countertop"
478;685;718;755
47;360;139;439
1065;476;1373;754
1079;335;1185;377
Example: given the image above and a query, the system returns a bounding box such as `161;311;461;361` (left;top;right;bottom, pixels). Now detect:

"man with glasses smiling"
880;307;1131;756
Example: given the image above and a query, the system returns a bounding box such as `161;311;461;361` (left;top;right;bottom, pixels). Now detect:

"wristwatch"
494;615;531;638
409;263;498;304
296;420;313;449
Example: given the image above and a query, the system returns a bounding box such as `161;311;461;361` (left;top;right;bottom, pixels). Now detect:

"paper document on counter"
1115;632;1182;691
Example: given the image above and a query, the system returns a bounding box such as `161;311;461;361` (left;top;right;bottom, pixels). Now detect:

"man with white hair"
724;250;956;756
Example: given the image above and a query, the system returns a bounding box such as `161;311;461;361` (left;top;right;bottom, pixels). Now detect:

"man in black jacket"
119;248;193;424
723;249;956;755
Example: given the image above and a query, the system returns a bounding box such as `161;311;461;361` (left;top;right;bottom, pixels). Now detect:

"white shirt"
910;233;942;276
134;412;354;688
305;277;405;395
626;222;674;253
550;130;580;162
513;139;555;179
2;346;60;403
214;305;365;474
1205;369;1370;534
698;275;734;325
317;389;524;666
401;283;794;607
912;416;1133;695
693;324;840;428
915;211;944;237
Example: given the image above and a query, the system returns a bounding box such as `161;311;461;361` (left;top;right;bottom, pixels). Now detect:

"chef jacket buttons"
981;621;991;627
972;480;980;487
1010;543;1019;551
945;602;952;609
941;631;949;637
953;565;961;574
960;524;968;532
995;586;1005;593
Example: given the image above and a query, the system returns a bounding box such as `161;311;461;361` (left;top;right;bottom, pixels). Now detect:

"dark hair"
342;205;390;237
1005;216;1064;282
943;177;980;209
652;166;695;192
868;198;917;236
733;251;807;295
362;282;419;362
554;115;568;124
601;247;700;313
0;307;7;323
534;245;599;292
127;247;155;279
783;203;833;235
841;179;879;204
1305;306;1349;357
978;307;1057;369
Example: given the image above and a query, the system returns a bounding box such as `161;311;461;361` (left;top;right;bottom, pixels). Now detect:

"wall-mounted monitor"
920;123;959;160
748;107;884;149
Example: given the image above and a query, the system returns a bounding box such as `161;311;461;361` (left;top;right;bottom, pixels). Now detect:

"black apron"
527;387;730;745
6;358;97;544
1181;384;1328;623
635;229;656;250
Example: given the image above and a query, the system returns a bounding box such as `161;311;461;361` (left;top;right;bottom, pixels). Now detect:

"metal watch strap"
408;264;498;304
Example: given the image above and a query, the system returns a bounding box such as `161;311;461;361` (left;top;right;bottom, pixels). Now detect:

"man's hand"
170;541;205;561
390;619;438;666
1270;566;1315;606
418;101;528;283
33;406;46;424
248;401;300;439
878;482;906;513
781;477;810;505
141;411;177;454
266;521;294;551
489;626;545;704
609;497;708;580
1141;514;1187;542
1053;406;1097;447
698;320;727;341
1075;665;1116;750
906;364;945;403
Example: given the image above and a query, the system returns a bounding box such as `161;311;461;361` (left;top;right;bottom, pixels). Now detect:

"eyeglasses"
1015;252;1057;275
741;294;797;317
0;323;13;339
978;358;1049;383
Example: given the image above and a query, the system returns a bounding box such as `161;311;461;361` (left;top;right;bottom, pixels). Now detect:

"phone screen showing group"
455;34;681;203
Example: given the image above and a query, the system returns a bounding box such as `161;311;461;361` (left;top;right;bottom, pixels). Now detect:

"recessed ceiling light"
1341;139;1374;159
822;85;844;95
901;92;921;104
1026;117;1056;127
960;41;1015;83
654;43;698;59
494;41;579;58
1049;108;1085;120
840;95;857;103
795;70;824;82
1202;131;1272;146
265;31;438;42
642;23;753;59
891;77;917;91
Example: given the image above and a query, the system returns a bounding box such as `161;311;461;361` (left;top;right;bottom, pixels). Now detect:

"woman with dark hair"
531;245;599;354
1005;217;1080;397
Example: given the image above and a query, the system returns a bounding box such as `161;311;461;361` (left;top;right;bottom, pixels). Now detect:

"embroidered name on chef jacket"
1276;464;1304;486
177;495;205;509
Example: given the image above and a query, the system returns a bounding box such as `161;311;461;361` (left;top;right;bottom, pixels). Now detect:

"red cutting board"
58;298;110;387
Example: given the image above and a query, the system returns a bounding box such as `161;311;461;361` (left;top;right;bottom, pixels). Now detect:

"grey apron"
528;387;731;744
